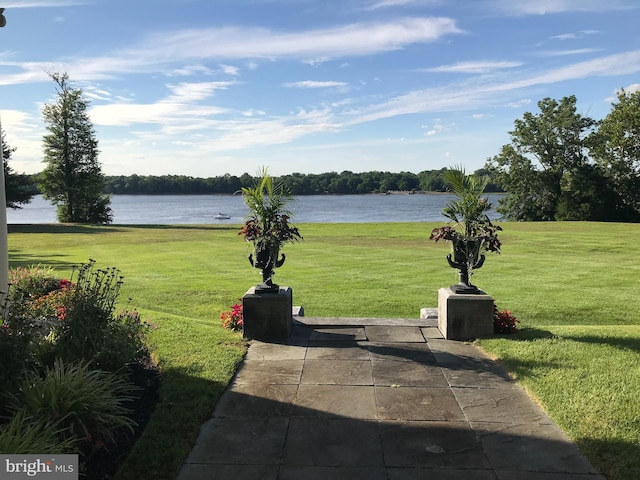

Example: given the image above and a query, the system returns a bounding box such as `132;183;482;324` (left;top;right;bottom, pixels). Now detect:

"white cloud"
0;17;462;87
165;81;236;102
343;50;640;125
423;120;455;136
489;0;636;15
89;82;234;127
220;64;240;76
425;60;523;74
506;99;532;108
551;33;579;41
3;0;88;7
284;80;348;89
165;65;216;77
0;109;44;172
537;48;603;57
364;0;442;10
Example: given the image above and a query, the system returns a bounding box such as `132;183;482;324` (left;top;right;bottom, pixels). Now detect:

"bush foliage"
0;260;155;471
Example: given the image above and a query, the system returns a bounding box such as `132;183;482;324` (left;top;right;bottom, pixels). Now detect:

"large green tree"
39;72;112;224
590;88;640;219
1;125;36;209
486;96;618;221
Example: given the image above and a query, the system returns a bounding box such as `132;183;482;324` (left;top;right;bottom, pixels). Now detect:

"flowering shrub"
494;305;519;334
220;303;243;332
1;260;158;469
9;265;61;299
4;260;156;371
25;285;74;321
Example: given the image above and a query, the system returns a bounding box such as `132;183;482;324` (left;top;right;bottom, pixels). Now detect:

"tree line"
98;169;502;196
3;71;639;223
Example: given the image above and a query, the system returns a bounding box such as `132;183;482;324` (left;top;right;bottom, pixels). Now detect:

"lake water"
6;194;505;224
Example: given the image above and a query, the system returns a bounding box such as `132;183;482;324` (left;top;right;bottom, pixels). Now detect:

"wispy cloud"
343;49;640;125
89;82;235;126
537;48;603;57
135;17;462;62
550;30;600;41
2;0;88;7
0;17;462;86
89;48;640;155
284;80;348;88
364;0;442;10
425;60;523;74
488;0;637;15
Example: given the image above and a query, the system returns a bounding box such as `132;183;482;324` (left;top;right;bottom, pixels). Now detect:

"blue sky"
1;0;639;177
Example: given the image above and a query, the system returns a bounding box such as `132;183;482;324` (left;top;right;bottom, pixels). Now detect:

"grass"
7;221;640;480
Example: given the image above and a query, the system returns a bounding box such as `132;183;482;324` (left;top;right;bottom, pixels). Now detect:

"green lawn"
7;221;640;480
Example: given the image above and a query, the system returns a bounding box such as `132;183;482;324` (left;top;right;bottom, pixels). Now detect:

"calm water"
6;194;505;224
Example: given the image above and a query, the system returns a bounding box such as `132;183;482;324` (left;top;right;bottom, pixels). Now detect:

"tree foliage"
39;73;112;224
486;95;636;221
1;126;37;209
590;88;640;216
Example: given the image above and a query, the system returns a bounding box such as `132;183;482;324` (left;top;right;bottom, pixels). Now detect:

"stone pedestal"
242;286;293;341
438;287;494;340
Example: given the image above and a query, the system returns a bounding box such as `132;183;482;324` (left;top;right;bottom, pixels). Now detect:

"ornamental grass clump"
6;359;138;450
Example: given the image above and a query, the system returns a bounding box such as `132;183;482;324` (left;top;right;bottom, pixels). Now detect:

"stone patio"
176;316;605;480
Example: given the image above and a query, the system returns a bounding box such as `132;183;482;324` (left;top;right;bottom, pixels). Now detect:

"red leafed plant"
494;305;519;334
220;303;243;332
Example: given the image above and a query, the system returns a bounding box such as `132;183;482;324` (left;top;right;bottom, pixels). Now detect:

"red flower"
494;305;519;334
220;302;243;331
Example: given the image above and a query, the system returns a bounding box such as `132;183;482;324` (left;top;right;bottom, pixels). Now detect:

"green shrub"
8;359;139;448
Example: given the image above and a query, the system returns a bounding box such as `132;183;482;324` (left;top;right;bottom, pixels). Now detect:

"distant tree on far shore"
100;169;501;196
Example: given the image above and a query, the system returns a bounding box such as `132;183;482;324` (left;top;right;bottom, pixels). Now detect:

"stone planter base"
242;286;293;341
438;287;494;340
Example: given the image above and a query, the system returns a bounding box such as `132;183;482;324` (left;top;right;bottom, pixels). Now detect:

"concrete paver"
176;318;606;480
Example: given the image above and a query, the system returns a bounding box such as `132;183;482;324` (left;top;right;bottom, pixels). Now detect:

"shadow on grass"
116;366;232;480
576;436;640;480
562;334;640;353
8;224;125;234
8;252;77;270
115;224;239;231
507;327;640;353
8;223;239;234
507;327;558;341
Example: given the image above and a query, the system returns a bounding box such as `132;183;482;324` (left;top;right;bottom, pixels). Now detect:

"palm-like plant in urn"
429;166;502;294
239;168;302;292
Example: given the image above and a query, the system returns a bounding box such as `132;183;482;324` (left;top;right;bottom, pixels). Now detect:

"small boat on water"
214;212;231;220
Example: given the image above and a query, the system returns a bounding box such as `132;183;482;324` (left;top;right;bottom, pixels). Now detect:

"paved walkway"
176;316;605;480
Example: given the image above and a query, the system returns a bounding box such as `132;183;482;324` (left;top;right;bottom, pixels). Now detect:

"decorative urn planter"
249;243;286;293
239;168;302;340
447;238;486;294
429;166;502;296
429;166;503;340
